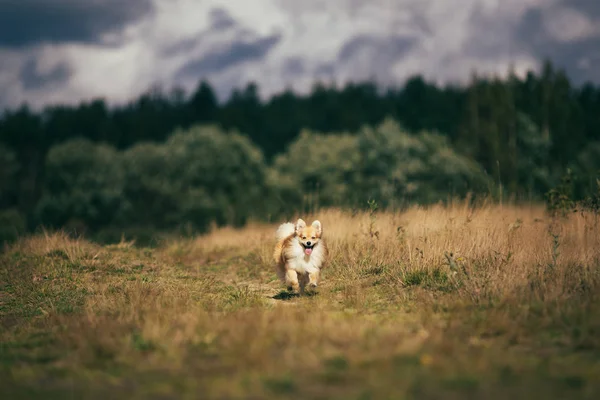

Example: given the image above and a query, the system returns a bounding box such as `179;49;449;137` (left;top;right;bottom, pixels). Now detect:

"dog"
273;218;328;294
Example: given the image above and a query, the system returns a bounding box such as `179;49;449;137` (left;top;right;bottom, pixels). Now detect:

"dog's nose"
306;241;311;246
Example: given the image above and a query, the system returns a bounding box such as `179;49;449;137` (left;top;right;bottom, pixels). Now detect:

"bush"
545;145;600;216
28;120;497;236
357;119;491;206
34;138;125;232
572;142;600;200
121;125;270;233
270;130;360;210
516;113;553;197
0;144;20;209
272;118;492;211
119;142;179;230
0;208;26;246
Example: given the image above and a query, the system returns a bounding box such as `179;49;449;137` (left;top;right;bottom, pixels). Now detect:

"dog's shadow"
272;290;318;301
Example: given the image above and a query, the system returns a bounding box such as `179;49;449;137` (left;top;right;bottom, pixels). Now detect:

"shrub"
34;138;125;232
272;118;492;211
270;130;360;210
0;144;19;209
516;113;553;197
0;208;26;246
121;125;270;233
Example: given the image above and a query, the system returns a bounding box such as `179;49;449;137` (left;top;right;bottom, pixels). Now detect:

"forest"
1;60;600;244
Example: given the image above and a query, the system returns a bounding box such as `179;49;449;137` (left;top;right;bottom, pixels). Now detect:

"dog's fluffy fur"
273;218;328;294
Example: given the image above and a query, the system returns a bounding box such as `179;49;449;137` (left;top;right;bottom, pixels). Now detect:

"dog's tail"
275;222;295;241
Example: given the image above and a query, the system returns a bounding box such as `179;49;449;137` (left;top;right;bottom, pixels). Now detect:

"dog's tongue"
304;247;313;255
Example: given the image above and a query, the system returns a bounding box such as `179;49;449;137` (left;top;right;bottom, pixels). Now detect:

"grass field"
1;204;600;399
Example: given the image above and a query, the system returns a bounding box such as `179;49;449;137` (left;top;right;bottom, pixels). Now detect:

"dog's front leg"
285;269;299;292
298;273;309;295
308;270;319;289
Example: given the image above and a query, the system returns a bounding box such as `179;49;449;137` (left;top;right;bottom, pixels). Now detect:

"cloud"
209;8;237;32
338;35;417;63
20;59;72;90
282;57;306;77
461;4;517;60
0;0;154;48
336;34;418;83
0;0;599;111
513;0;600;84
176;33;282;79
568;0;600;18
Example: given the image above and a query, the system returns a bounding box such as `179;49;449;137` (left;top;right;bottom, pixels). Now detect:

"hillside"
1;204;599;399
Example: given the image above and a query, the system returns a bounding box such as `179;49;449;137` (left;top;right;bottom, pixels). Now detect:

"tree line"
1;60;599;244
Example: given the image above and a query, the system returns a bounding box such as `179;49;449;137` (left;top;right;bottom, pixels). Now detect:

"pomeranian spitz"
273;218;328;294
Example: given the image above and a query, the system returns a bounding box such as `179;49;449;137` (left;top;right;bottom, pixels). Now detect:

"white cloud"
542;7;598;42
0;0;597;110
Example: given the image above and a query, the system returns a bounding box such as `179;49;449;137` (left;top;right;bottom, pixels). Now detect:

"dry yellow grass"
1;204;600;399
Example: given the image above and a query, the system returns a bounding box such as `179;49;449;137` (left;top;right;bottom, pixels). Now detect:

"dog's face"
295;219;322;255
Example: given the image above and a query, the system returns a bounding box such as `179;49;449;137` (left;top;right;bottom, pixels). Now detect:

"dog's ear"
295;218;306;234
311;220;322;235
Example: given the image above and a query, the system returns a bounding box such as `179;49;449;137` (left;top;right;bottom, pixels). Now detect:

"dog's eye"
302;236;306;239
311;236;316;240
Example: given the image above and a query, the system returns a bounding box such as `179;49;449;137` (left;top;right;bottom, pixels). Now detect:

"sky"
0;0;599;110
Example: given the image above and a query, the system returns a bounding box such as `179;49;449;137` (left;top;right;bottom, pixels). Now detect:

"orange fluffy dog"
273;218;328;294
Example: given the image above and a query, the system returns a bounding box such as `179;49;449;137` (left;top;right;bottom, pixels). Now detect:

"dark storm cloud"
19;58;72;90
209;8;236;32
282;57;305;76
315;63;335;76
461;4;515;60
513;0;600;84
531;36;600;84
338;34;417;63
513;8;548;49
162;8;239;57
162;36;203;57
567;0;600;18
335;34;418;83
176;33;282;78
338;34;418;65
0;0;154;48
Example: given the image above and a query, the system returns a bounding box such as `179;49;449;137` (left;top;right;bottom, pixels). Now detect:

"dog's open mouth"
302;244;314;255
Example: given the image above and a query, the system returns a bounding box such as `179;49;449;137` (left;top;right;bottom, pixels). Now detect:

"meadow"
1;203;599;399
